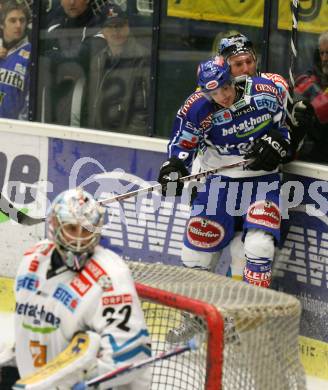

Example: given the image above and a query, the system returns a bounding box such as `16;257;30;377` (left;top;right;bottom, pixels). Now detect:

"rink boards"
0;119;327;379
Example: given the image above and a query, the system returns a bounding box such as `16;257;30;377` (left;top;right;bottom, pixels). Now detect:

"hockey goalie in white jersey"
11;188;151;389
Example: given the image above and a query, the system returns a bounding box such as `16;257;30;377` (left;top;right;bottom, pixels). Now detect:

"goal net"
129;261;306;390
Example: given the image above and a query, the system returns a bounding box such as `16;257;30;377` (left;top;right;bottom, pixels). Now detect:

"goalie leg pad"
243;229;275;288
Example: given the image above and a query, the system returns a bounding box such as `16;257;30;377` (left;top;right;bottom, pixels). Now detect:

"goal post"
136;282;224;390
129;261;306;390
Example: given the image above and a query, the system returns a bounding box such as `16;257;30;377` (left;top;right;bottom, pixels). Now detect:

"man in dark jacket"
83;3;150;135
291;31;328;164
40;0;105;124
44;0;103;63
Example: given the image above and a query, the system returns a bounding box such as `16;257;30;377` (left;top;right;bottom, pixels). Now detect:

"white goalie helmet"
48;188;105;271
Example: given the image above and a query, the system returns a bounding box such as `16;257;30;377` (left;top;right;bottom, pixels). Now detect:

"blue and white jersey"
169;76;290;178
0;37;30;120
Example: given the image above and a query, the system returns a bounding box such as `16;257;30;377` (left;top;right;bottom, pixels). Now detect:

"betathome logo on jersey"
222;113;271;137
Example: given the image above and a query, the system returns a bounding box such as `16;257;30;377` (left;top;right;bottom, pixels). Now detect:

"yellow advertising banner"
278;0;328;34
167;0;264;28
299;335;328;380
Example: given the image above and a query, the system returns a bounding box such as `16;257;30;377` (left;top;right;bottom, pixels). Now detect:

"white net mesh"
129;261;306;390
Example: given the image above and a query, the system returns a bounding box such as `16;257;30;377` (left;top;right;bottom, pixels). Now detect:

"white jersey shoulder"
260;72;289;108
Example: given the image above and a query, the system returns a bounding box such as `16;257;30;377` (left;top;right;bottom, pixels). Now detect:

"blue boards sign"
48;138;189;266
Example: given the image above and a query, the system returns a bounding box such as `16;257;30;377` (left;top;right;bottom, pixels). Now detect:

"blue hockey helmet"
198;58;232;93
48;188;105;271
219;33;255;60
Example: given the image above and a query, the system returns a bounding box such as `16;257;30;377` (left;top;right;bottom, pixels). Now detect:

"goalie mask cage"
129;262;306;390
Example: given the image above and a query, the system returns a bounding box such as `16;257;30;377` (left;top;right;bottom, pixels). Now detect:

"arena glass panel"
153;1;266;138
267;1;328;166
35;0;153;136
0;0;33;121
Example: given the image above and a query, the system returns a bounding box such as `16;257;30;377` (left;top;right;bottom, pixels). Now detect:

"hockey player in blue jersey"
158;57;290;292
0;2;31;120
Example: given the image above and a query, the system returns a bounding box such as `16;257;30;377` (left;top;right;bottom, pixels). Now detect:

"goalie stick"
13;331;198;390
13;332;100;390
99;159;250;205
0;192;45;226
73;338;198;389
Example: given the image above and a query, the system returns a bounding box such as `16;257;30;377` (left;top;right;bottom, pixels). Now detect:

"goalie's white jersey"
14;240;151;388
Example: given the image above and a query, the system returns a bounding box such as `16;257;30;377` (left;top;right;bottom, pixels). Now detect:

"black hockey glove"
0;366;20;390
158;157;189;197
291;100;316;129
245;129;290;171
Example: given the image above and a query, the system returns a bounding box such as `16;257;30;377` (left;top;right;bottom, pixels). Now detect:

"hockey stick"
72;338;198;389
14;331;198;390
98;159;250;205
0;160;248;224
287;0;299;108
13;332;100;390
0;192;45;226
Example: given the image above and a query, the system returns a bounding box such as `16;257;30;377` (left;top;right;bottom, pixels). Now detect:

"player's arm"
84;260;151;388
158;93;206;196
246;81;291;171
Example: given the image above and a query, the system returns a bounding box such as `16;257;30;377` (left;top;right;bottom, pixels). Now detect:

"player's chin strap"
98;159;250;206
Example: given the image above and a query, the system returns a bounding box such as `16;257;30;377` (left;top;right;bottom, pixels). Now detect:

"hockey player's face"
60;0;89;18
209;83;236;107
61;223;94;251
228;53;257;78
319;41;328;75
3;10;27;43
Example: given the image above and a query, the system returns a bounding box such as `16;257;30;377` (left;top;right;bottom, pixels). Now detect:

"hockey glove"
0;367;20;390
158;157;189;197
291;100;316;129
245;129;290;171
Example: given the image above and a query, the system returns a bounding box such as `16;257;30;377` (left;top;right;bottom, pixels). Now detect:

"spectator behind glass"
0;2;31;120
291;31;328;164
82;3;150;135
45;0;104;63
40;0;106;125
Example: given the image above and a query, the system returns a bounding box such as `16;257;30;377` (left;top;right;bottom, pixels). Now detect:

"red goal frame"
136;282;224;390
